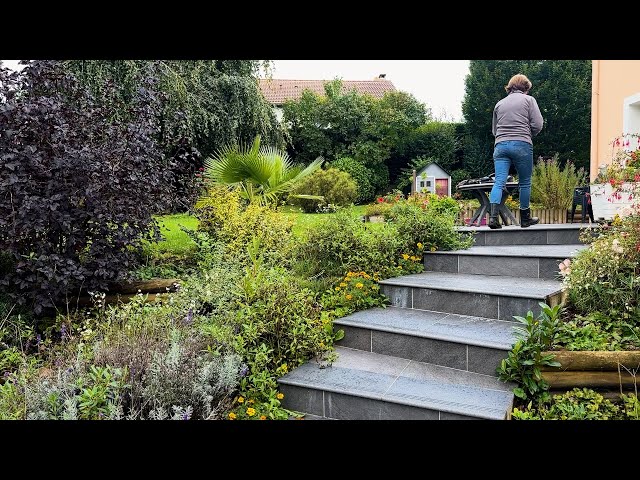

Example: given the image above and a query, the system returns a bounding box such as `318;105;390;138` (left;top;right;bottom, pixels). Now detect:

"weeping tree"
202;135;323;207
63;60;284;211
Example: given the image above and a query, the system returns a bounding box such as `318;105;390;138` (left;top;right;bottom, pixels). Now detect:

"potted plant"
590;134;640;221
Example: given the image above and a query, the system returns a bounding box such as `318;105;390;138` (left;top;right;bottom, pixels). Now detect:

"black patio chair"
570;186;594;223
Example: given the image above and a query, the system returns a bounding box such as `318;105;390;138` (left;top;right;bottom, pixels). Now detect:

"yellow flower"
355;283;364;289
347;272;354;277
246;407;256;417
363;273;371;279
281;364;288;373
335;286;341;291
359;271;367;276
345;294;353;300
247;399;255;404
371;285;379;290
430;247;436;252
397;266;402;269
410;256;417;261
260;415;267;420
402;254;410;260
228;412;237;420
339;282;347;287
237;396;244;404
277;393;284;400
417;242;424;249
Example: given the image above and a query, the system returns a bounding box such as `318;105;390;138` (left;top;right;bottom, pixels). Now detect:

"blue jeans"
489;140;534;209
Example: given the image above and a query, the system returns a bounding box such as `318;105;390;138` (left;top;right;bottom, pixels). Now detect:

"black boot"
488;203;501;229
520;208;539;228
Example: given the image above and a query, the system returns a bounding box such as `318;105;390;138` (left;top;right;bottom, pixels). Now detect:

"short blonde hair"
505;74;532;93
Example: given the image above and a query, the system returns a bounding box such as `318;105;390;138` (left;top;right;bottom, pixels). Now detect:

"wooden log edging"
110;278;182;294
62;278;182;308
541;371;639;388
539;350;640;388
540;351;640;372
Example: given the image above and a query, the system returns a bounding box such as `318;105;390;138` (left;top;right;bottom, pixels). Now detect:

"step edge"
379;279;563;299
425;246;586;259
333;319;514;350
278;373;512;420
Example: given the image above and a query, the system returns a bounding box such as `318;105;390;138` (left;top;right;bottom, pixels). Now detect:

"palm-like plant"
202;135;323;206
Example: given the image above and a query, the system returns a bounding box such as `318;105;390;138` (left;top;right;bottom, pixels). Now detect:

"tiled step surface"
460;223;592;246
424;244;587;279
279;347;514;420
379;271;563;321
334;307;515;376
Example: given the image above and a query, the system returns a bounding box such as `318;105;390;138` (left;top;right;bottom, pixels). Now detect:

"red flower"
377;197;384;203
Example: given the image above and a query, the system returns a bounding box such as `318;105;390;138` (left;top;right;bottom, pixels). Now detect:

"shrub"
142;332;242;420
530;155;587;209
231;264;339;417
498;303;562;401
194;185;295;267
512;388;631;420
563;215;640;319
0;61;173;313
321;271;388;318
296;209;404;278
364;202;392;218
288;168;358;213
331;157;376;203
387;200;473;253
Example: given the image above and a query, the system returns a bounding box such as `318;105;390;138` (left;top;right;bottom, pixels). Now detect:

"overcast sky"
269;60;470;121
2;60;470;121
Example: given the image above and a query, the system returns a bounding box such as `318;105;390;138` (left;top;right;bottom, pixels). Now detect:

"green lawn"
147;205;370;258
145;213;200;258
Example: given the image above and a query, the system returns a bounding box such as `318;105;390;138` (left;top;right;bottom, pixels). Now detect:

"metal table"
457;182;520;226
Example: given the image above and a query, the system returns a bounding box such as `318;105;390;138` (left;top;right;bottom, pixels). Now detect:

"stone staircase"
278;223;591;420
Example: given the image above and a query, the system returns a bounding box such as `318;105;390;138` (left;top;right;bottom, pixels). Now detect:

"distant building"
258;75;396;121
414;162;451;197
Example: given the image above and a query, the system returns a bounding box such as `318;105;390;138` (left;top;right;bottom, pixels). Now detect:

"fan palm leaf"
202;135;323;206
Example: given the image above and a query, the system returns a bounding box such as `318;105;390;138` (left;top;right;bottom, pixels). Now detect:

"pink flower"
559;258;571;277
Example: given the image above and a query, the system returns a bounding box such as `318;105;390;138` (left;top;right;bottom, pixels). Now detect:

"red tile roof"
258;78;396;105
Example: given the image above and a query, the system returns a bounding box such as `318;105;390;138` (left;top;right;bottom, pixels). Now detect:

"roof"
258;78;396;105
416;161;450;176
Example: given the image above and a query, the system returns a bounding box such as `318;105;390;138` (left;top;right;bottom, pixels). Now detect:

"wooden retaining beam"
539;350;640;388
540;351;640;371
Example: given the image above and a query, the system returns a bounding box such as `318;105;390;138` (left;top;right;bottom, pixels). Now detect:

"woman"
488;74;544;229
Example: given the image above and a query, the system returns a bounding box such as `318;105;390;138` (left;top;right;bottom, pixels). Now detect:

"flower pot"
589;182;638;221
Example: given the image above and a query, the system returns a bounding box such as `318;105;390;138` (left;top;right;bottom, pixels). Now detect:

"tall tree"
282;80;429;197
462;60;591;174
64;60;283;210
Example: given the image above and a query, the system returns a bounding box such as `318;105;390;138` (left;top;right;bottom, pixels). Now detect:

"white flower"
612;239;624;254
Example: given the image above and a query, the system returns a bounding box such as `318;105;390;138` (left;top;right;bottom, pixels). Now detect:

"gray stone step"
334;307;516;376
424;244;587;279
379;271;563;321
458;223;593;246
278;347;514;420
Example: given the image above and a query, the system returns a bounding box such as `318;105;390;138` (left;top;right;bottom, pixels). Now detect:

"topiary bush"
331;157;375;203
0;61;173;314
288;167;358;213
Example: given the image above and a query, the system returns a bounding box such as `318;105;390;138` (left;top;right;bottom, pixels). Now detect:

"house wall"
590;60;640;181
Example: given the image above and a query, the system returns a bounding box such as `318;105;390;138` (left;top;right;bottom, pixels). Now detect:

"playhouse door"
435;179;448;197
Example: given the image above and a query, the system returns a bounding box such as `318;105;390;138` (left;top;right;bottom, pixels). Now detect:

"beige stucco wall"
590;60;640;181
